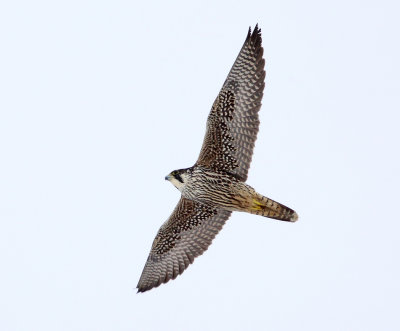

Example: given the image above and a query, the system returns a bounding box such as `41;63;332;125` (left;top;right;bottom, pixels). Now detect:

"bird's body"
137;25;298;293
169;166;297;221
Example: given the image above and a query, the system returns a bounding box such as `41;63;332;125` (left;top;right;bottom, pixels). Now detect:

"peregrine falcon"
137;25;298;293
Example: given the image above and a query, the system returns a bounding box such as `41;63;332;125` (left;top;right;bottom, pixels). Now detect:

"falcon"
137;25;298;293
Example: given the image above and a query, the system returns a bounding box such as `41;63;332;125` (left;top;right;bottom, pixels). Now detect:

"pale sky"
1;1;399;330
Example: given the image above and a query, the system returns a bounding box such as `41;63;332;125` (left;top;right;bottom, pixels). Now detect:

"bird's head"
165;168;191;192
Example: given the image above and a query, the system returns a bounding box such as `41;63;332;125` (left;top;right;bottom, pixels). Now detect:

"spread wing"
196;25;265;181
137;197;231;293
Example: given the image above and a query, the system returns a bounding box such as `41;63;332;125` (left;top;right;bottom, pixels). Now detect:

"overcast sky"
1;0;399;330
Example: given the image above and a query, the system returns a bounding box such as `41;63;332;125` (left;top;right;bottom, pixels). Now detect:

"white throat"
169;177;185;192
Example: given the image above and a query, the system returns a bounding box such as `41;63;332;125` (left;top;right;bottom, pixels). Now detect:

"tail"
250;193;298;222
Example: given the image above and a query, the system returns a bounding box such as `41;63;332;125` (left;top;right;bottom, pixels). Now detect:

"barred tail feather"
250;194;298;222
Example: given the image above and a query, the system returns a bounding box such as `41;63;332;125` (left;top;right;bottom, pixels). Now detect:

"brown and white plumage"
137;25;298;293
197;26;265;181
137;197;231;293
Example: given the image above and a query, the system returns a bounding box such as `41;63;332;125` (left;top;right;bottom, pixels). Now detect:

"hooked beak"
165;175;171;181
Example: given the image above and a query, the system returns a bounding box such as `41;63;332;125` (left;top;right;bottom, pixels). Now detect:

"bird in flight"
137;25;298;293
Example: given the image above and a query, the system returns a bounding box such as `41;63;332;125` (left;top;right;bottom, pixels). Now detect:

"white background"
1;1;399;330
